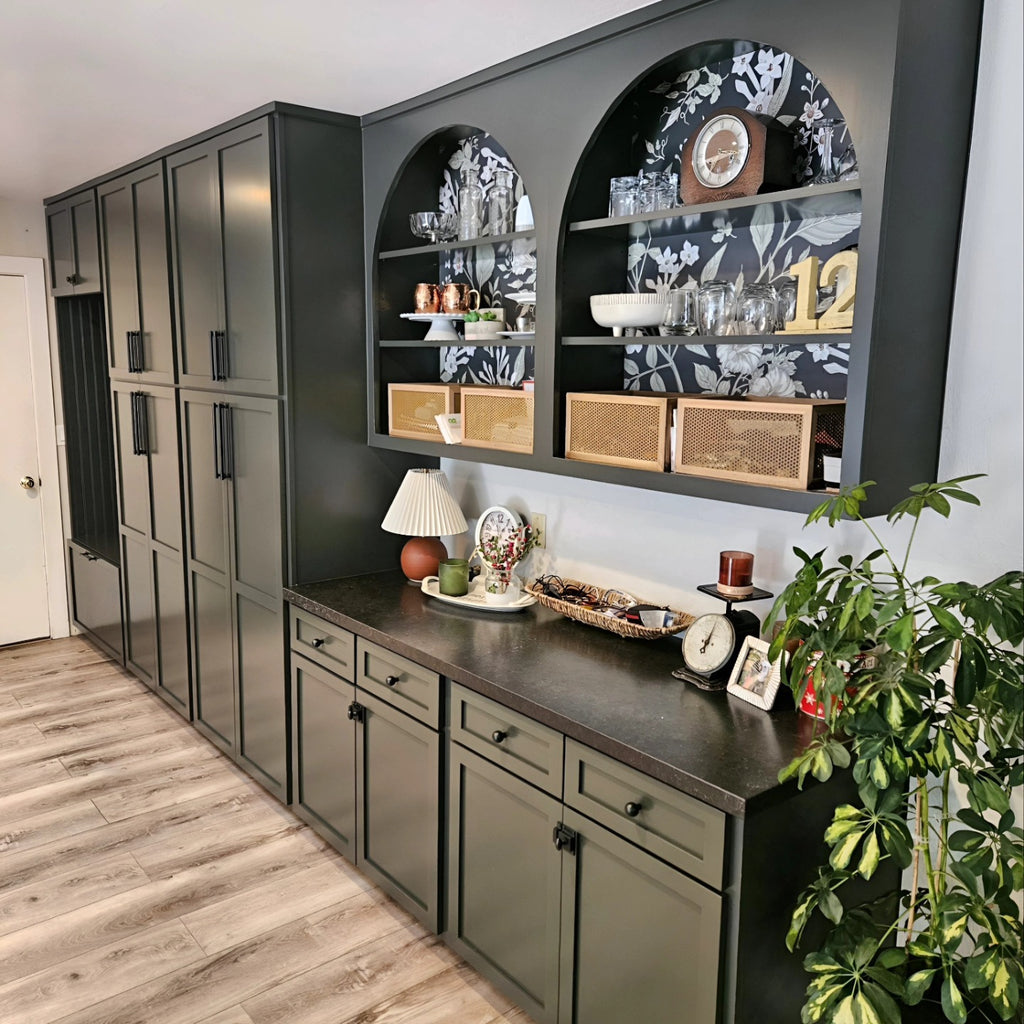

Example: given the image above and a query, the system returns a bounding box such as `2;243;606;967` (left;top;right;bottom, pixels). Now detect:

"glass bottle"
811;119;840;185
458;168;484;240
487;168;514;235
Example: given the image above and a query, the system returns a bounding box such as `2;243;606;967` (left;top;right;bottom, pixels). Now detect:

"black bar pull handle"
126;331;135;373
215;330;228;381
220;403;234;479
209;330;219;381
135;392;149;456
129;392;140;456
212;403;222;479
134;331;145;373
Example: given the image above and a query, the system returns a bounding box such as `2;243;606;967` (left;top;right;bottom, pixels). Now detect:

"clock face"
474;505;523;555
691;113;751;189
682;613;737;676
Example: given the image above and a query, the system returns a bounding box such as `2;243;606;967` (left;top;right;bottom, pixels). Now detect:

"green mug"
438;558;470;597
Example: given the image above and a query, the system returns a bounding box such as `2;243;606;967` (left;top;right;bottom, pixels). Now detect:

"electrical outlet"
532;513;546;549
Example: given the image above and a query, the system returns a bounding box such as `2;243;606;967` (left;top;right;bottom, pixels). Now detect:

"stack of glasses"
608;169;680;217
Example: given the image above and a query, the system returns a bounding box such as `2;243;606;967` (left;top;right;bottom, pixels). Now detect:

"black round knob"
624;801;642;818
385;674;400;687
66;275;75;284
311;637;325;648
491;729;508;744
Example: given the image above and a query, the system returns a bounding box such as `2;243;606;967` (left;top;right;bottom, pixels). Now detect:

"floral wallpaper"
624;45;859;398
437;134;536;387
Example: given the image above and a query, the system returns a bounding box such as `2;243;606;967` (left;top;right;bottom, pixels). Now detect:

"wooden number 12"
785;251;858;333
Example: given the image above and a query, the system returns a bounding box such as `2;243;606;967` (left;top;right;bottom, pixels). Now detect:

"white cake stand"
400;312;465;342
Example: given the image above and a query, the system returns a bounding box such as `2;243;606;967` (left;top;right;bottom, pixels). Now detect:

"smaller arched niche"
377;127;536;388
563;40;860;401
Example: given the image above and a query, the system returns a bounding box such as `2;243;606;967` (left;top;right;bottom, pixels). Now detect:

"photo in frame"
727;636;786;711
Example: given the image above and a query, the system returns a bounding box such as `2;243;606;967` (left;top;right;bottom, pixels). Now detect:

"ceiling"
1;0;661;204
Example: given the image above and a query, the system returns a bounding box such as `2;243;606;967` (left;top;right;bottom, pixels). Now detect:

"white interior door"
0;257;67;645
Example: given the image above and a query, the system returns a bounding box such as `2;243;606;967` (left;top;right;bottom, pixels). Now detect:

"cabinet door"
47;193;100;296
558;808;722;1024
121;529;156;686
180;390;229;578
46;202;75;296
218;120;279;396
448;744;562;1024
153;547;190;714
291;653;357;857
356;689;440;931
111;384;149;537
133;164;175;384
145;387;183;553
167;142;223;388
191;569;235;752
98;178;138;377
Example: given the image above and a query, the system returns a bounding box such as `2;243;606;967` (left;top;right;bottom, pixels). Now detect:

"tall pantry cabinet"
49;102;423;802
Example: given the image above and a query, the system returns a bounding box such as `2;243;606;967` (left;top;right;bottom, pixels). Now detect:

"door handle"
212;403;222;479
20;476;36;490
130;392;140;456
219;404;234;479
135;392;149;455
126;331;136;372
132;331;145;373
215;330;228;381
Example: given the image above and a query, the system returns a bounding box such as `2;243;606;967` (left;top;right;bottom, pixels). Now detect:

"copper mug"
414;283;441;314
440;283;480;314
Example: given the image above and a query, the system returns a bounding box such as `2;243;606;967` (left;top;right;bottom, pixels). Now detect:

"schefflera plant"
767;477;1023;1024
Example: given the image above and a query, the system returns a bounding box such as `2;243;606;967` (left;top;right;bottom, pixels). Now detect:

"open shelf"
380;229;537;260
561;331;853;347
380;338;536;348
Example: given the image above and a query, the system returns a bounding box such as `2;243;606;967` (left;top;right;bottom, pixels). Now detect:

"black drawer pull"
384;674;400;687
624;801;642;818
310;637;326;649
491;729;508;744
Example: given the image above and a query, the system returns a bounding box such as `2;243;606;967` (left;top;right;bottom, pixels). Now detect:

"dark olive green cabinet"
447;744;563;1024
167;119;280;396
110;381;189;715
46;191;101;296
98;163;176;384
355;686;441;929
67;541;123;660
557;808;721;1024
181;387;286;798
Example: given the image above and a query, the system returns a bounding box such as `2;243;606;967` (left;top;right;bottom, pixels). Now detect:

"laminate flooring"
0;636;535;1024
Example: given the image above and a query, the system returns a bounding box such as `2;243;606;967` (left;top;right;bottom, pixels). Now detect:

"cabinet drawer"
357;638;440;729
290;606;355;680
68;543;123;661
450;682;563;798
564;739;725;889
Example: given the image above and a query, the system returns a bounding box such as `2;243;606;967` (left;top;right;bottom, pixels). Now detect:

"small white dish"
496;331;536;340
590;292;669;337
420;576;536;613
400;312;465;342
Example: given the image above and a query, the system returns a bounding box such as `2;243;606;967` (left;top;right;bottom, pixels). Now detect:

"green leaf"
964;949;998;990
990;961;1019;1020
856;586;875;621
921;637;955;674
820;888;845;924
862;981;903;1024
886;612;914;652
930;603;964;638
830;829;864;872
941;976;968;1023
905;968;938;1005
926;491;952;517
857;830;881;879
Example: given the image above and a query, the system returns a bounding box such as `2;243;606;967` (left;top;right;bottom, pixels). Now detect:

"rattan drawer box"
673;397;845;490
387;383;460;442
461;386;534;454
565;391;686;472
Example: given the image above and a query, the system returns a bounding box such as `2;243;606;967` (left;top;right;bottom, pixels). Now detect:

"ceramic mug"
414;283;441;314
441;283;480;314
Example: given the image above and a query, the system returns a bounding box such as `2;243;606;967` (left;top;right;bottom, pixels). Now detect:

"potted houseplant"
768;477;1023;1024
463;308;505;341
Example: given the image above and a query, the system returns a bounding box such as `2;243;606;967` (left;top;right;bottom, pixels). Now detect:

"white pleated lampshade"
381;468;468;538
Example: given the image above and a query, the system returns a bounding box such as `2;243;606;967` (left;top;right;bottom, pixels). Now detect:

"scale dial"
682;613;738;676
691;112;751;189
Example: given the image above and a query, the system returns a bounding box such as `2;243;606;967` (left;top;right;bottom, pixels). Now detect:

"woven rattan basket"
525;577;695;640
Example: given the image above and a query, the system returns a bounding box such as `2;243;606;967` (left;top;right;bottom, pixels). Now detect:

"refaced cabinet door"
70;194;101;293
121;529;156;686
447;744;562;1024
558;808;722;1024
98;179;138;378
168;145;223;387
218;120;279;396
46;203;74;295
153;547;190;714
145;386;183;554
134;165;175;384
357;688;440;931
191;569;235;751
180;390;228;577
111;384;149;537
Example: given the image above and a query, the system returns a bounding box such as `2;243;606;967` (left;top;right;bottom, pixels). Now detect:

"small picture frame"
727;637;785;711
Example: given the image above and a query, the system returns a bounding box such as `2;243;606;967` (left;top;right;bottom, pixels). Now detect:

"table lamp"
381;468;469;583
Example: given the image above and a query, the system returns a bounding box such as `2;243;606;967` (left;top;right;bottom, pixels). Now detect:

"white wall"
442;0;1024;615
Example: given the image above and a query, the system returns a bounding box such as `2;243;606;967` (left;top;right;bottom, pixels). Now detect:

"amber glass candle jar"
718;550;754;598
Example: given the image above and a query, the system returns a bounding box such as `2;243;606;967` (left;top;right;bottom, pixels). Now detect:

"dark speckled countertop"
286;571;822;818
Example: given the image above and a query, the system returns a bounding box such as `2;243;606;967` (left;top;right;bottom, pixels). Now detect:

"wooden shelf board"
379;338;535;348
560;333;854;347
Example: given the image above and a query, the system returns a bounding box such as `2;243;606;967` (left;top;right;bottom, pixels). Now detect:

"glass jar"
483;565;521;605
697;280;736;336
811;119;841;185
660;286;697;336
736;283;778;335
608;176;638;217
487;168;514;235
775;276;797;329
458;168;484;240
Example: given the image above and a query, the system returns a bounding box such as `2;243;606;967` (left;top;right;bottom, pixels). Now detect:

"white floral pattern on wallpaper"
626;45;859;397
437;134;536;387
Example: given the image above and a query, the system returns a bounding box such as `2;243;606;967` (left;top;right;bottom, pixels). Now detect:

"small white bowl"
590;292;669;337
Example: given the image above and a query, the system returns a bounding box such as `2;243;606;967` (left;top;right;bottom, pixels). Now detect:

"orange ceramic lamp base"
400;536;448;583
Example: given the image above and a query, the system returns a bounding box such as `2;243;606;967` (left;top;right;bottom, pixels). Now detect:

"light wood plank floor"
0;636;535;1024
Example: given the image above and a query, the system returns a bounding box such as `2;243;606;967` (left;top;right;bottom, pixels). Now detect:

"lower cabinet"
289;607;442;930
67;541;123;661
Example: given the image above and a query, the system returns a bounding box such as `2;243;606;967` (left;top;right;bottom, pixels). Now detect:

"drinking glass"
608;176;638;217
660;287;697;336
697;280;736;336
656;172;679;210
736;283;778;335
775;277;797;329
812;119;841;185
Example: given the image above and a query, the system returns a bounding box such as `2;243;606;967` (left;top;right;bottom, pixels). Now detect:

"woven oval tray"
525;576;695;640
